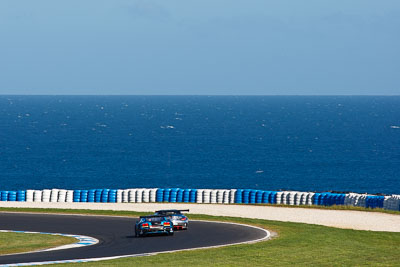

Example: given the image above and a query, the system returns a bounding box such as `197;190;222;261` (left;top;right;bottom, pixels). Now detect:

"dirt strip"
0;202;399;232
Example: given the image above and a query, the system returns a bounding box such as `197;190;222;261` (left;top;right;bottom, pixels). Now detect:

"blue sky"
0;0;399;95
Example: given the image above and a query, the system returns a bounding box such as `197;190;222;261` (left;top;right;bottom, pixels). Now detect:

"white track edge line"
0;220;271;267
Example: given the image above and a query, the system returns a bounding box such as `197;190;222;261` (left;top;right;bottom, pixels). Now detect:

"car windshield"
146;217;163;222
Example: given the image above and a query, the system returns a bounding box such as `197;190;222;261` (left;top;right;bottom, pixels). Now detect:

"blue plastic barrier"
262;191;270;204
328;193;333;206
190;189;197;203
320;193;326;205
8;191;17;201
235;189;243;204
269;191;277;204
368;196;375;208
334;194;339;205
340;194;346;205
372;197;378;209
365;196;384;209
323;193;329;206
337;194;342;205
366;196;372;208
321;193;327;205
256;190;263;204
176;189;184;202
88;189;96;202
377;196;384;208
332;194;338;205
270;191;276;204
17;190;26;201
323;193;341;206
80;190;89;202
323;193;342;206
1;191;8;201
183;189;191;203
249;190;256;204
322;193;329;206
163;188;171;202
313;193;320;205
156;189;164;202
170;188;179;203
339;194;344;205
108;189;117;203
95;189;103;202
332;194;338;206
101;189;110;203
242;189;250;204
326;193;331;205
73;190;81;202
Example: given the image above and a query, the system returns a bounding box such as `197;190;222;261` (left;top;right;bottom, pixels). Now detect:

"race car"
135;215;174;237
154;209;189;230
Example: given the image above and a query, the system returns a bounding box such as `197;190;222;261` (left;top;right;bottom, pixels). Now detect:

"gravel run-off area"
0;202;399;232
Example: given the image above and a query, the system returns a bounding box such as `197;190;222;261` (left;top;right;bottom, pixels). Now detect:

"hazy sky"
0;0;399;95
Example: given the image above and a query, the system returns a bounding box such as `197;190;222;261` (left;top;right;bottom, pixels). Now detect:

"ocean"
0;96;399;194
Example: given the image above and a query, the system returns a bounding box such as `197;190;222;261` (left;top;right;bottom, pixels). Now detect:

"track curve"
0;213;269;265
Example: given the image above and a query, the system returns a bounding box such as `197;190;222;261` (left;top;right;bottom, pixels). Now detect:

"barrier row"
0;191;26;201
383;195;400;211
1;188;399;211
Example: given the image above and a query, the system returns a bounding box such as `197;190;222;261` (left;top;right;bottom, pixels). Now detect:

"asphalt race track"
0;212;268;265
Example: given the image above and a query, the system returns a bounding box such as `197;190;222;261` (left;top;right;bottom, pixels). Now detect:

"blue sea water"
0;96;399;194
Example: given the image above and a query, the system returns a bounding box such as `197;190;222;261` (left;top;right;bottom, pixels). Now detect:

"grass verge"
1;207;399;266
0;232;76;255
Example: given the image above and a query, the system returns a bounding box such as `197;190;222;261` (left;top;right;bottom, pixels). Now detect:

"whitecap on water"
390;125;400;129
95;123;107;128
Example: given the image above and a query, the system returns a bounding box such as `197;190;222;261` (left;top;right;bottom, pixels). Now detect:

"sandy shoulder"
0;202;399;232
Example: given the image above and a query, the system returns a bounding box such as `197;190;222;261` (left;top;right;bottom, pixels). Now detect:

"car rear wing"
155;209;190;213
178;209;189;213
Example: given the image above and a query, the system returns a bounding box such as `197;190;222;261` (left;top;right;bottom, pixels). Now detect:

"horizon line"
0;94;399;97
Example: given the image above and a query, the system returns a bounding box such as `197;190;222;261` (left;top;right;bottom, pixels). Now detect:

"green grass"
0;232;77;255
1;207;399;266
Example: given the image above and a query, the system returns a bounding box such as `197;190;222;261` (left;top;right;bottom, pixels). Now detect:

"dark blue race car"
135;215;174;237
